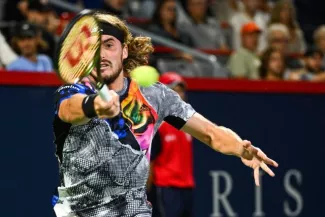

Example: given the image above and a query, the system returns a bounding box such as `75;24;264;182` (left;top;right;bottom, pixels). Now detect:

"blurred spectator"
267;23;302;70
259;47;286;80
148;72;195;217
259;0;274;14
27;0;48;27
56;12;75;36
230;0;268;52
44;9;60;35
178;0;227;49
102;0;128;18
296;48;325;81
210;0;238;22
7;22;53;72
0;31;18;69
267;23;290;54
149;0;192;46
3;0;28;22
149;0;193;62
269;0;306;53
228;22;261;79
127;0;156;18
303;49;324;74
313;25;325;67
26;0;56;59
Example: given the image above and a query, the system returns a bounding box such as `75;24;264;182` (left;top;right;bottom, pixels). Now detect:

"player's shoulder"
133;81;172;111
138;81;176;102
139;81;171;94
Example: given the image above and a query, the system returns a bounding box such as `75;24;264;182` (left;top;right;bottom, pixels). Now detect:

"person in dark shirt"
26;0;56;59
148;0;194;62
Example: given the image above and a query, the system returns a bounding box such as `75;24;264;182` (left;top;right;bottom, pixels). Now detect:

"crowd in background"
0;0;325;81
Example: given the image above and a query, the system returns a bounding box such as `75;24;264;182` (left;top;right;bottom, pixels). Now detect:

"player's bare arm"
58;91;120;125
181;113;278;186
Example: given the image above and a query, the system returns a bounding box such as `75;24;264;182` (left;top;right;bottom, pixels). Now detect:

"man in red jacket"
148;72;195;217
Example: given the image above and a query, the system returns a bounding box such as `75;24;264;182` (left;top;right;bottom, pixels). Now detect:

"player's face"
17;37;37;57
100;34;128;84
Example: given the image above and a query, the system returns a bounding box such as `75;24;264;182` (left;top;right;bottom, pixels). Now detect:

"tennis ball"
130;66;159;87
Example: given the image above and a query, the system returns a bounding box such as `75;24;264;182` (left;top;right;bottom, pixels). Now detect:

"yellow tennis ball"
130;66;159;87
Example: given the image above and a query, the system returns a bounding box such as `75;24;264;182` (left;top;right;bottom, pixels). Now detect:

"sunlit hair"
95;12;154;74
267;23;290;41
313;25;325;42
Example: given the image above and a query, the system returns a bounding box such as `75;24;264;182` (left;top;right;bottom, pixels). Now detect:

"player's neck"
107;70;125;92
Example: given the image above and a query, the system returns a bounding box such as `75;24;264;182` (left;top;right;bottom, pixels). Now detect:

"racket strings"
58;16;100;84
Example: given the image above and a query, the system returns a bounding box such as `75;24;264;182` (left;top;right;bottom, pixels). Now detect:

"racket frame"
55;9;111;102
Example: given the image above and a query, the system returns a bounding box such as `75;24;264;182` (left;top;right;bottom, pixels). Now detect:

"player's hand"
94;90;120;119
240;141;279;186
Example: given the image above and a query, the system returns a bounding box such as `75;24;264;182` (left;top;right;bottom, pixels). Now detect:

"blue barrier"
1;83;324;217
190;92;325;217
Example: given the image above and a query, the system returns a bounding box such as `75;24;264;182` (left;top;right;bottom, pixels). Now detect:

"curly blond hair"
95;13;154;75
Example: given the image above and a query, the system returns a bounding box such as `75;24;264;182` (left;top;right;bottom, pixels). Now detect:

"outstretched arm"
181;113;278;186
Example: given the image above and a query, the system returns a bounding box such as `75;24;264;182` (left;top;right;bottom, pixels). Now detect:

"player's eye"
104;43;113;48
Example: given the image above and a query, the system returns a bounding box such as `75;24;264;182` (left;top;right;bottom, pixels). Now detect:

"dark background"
1;85;324;216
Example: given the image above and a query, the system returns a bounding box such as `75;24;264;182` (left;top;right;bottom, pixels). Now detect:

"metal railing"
47;0;222;70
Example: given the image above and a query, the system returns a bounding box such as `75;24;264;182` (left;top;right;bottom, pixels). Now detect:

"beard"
102;57;124;85
306;65;319;74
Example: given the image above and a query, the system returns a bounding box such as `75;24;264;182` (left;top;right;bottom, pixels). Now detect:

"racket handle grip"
98;84;111;102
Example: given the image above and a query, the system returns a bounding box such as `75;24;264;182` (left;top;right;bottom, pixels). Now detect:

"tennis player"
53;12;278;217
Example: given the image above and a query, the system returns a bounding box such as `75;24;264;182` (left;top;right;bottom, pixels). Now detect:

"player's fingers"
254;167;260;186
260;162;275;177
262;156;279;167
89;71;98;81
255;148;278;167
242;140;252;149
243;141;259;157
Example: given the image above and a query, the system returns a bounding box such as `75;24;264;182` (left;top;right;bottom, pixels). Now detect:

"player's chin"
100;67;113;77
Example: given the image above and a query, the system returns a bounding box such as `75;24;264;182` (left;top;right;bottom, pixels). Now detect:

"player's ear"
122;44;128;60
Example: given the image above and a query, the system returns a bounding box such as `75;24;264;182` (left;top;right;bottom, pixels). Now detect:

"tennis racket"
55;9;111;102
